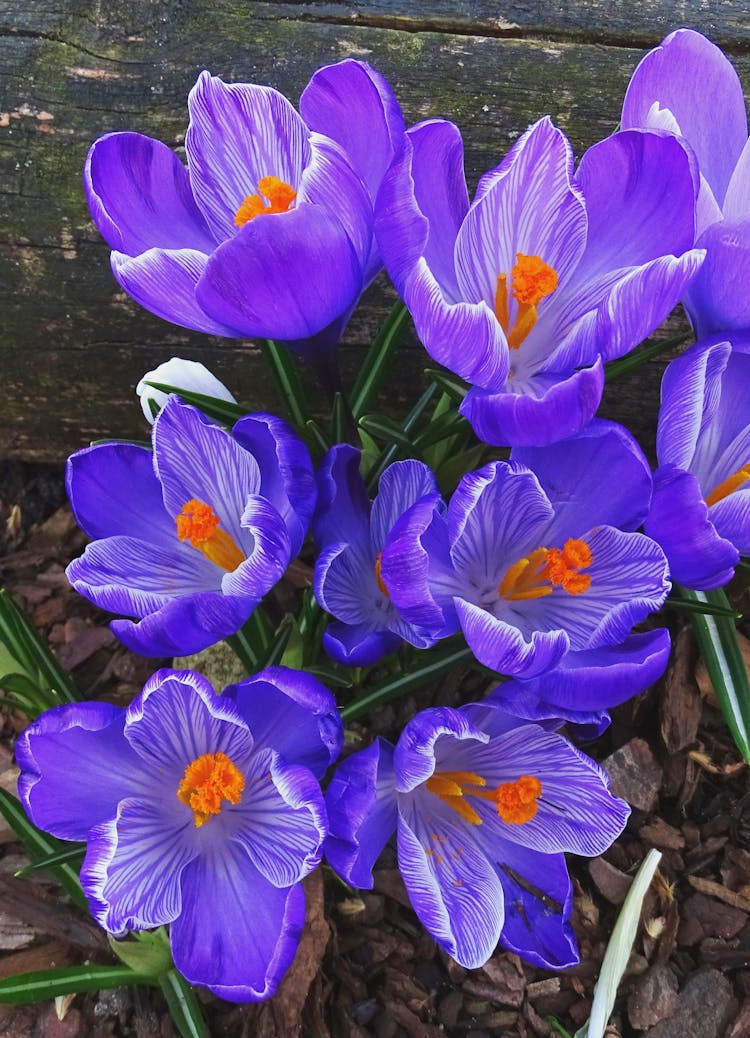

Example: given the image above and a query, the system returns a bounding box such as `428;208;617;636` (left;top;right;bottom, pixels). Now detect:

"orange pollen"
234;176;297;227
176;499;245;572
499;537;592;601
706;464;750;508
177;751;245;828
426;769;542;826
374;552;389;597
494;253;559;350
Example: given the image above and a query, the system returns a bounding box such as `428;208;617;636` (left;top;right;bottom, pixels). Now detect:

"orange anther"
177;751;245;828
374;552;389;597
495;774;542;824
234;176;297;227
511;254;558;307
176;499;244;572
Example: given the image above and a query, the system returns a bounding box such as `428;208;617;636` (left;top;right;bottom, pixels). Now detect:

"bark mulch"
1;458;749;1038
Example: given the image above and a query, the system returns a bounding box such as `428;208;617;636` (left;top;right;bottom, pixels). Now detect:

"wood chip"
687;875;750;912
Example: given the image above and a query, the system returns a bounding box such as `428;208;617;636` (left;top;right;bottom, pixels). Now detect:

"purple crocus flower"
325;700;629;969
313;445;439;665
17;666;342;1001
622;29;750;337
66;396;316;656
381;419;670;678
85;61;404;372
645;334;750;589
376;115;704;446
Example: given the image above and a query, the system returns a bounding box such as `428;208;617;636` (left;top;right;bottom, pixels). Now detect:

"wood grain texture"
0;2;743;459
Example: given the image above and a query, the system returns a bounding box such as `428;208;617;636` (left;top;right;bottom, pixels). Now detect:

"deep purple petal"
645;465;739;589
81;797;196;933
111;249;241;337
220;496;291;599
686;219;750;337
322;621;402;668
224;666;343;777
473;686;608;738
461;360;605;448
723;138;750;222
393;708;488;793
171;847;305;1001
66;443;172;545
621;28;747;203
495;845;577;969
512;419;653;535
314;541;387;626
227;749;326;887
185;72;310;241
84;132;215;254
301;59;405;205
574;129;697;281
110;590;257;656
711;489;750;556
455;598;570;678
313;444;371;547
196;204;363;340
370;460;439;548
231;413;316;557
16;702;142;841
325;738;398;888
397;804;504;969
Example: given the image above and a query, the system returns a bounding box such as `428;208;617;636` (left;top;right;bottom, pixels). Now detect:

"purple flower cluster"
17;27;750;1008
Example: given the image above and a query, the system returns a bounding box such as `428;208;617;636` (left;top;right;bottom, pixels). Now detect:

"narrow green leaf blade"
159;969;210;1038
15;843;86;878
0;590;80;705
351;300;410;419
679;586;750;763
603;332;690;383
258;339;309;431
144;382;246;424
365;384;437;490
0;964;155;1004
424;368;469;402
358;415;414;449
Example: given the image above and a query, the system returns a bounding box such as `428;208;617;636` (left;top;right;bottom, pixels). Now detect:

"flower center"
234;176;297;227
494;253;559;350
177;751;245;828
706;464;750;508
499;537;592;601
426;769;542;825
176;499;245;572
374;552;389;597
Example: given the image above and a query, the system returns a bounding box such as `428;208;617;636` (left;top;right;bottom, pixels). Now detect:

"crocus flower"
644;334;750;589
66;396;316;656
136;357;237;423
376;116;704;446
622;28;750;336
313;445;439;665
381;419;670;678
17;667;341;1001
325;701;629;969
85;61;404;374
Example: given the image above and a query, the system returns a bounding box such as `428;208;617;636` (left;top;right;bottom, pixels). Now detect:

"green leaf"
435;443;488;496
0;590;80;708
678;585;750;763
575;850;662;1038
424;368;470;403
0;964;156;1004
329;391;352;446
304;418;331;458
305;663;354;689
143;382;246;425
109;928;172;978
365;384;437;491
257;340;309;431
0;789;87;909
279;620;305;670
15;843;86;878
413;408;470;452
358;414;414;450
603;332;691;383
158;969;210;1038
667;594;741;619
341;643;474;721
351;300;411;419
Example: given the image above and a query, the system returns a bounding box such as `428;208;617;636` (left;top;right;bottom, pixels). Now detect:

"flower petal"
171;848;305;1001
313;444;371;548
685;219;750;337
84;132;215;254
621;28;747;204
314;541;386;627
394;707;488;793
110;590;257;656
322;620;402;667
455;597;570;678
185;72;310;241
224;666;343;777
16;702;143;841
370;460;439;548
220;496;291;600
723;138;750;222
111;248;241;337
137;358;237;424
66;442;173;546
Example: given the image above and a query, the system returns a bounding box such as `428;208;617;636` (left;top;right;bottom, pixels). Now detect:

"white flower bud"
136;358;237;423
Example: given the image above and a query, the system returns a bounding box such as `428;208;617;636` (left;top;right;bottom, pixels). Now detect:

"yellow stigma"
234;176;297;227
494;253;559;350
426;769;542;826
706;464;750;508
176;499;245;572
177;751;245;828
499;537;593;601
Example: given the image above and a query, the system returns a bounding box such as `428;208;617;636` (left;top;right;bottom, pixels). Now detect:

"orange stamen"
495;775;542;824
500;538;592;600
426;768;542;827
494;254;558;350
177;751;245;828
374;552;389;597
234;175;297;227
494;273;509;331
706;464;750;508
176;499;244;572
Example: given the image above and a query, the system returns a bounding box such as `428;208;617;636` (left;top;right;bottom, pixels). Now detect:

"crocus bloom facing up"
17;667;342;1001
622;28;750;336
66;396;316;656
85;62;404;376
136;357;237;423
313;445;439;665
376;115;704;446
325;702;629;969
381;419;670;678
645;335;750;589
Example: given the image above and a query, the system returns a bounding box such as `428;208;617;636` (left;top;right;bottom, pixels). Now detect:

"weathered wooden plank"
0;3;743;459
